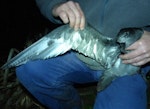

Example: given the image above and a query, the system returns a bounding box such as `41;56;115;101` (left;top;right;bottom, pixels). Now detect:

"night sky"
1;0;58;64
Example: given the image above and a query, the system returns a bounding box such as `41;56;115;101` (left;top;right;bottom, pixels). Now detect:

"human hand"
52;1;85;30
120;31;150;66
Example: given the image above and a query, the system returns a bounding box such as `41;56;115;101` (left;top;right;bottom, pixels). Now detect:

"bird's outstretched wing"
1;24;119;70
1;37;72;69
1;25;73;69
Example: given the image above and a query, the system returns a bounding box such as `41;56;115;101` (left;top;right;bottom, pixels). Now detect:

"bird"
1;23;144;91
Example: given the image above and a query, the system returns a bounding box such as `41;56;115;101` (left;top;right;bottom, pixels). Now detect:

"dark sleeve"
35;0;67;24
101;0;150;37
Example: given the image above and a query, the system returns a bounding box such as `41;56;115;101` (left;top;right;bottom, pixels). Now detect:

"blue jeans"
16;51;149;109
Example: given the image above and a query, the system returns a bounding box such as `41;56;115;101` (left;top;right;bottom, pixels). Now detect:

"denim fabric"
16;51;149;109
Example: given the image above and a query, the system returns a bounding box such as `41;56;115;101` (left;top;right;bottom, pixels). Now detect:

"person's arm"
35;0;85;30
120;30;150;66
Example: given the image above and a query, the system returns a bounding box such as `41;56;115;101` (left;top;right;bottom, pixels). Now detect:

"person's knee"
16;62;37;79
15;61;49;88
16;61;65;88
15;64;36;95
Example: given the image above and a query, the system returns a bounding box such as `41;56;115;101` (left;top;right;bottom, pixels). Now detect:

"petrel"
1;23;143;91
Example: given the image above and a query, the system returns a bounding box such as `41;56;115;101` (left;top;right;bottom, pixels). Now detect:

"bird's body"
1;24;143;91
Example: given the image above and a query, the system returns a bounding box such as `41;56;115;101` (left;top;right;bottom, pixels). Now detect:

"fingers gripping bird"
1;23;143;91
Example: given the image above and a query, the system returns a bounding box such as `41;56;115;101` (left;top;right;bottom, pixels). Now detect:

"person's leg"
16;51;102;109
94;66;150;109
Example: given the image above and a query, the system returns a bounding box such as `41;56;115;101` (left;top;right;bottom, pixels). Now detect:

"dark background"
0;0;58;64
